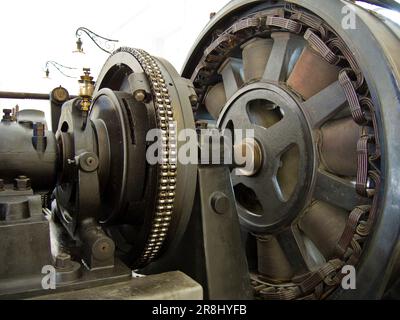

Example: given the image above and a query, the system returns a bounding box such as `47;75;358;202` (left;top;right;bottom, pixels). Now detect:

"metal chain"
114;47;177;266
304;29;340;65
266;16;302;33
328;38;364;88
289;11;328;40
190;6;381;299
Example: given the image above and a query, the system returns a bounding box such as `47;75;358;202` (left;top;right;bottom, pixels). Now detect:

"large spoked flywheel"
183;0;400;299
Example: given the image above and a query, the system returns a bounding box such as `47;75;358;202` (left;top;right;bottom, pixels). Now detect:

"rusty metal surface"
242;38;273;83
299;201;348;259
257;235;294;281
287;46;340;100
319;117;360;177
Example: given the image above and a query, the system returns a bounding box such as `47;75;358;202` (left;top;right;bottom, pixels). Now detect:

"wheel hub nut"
233;138;263;176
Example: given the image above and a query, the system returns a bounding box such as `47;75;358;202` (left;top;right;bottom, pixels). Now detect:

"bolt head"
211;192;230;214
55;253;72;269
134;89;146;102
2;109;12;121
14;176;31;191
189;94;198;107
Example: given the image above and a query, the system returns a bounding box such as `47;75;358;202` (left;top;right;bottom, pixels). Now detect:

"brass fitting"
78;68;95;113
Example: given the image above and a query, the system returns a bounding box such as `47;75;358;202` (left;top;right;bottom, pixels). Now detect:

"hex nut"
55;253;72;269
2;109;12;121
14;175;31;191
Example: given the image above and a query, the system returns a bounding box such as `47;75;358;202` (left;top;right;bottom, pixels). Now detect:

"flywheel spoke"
262;32;305;82
301;81;347;128
219;57;243;100
313;169;369;211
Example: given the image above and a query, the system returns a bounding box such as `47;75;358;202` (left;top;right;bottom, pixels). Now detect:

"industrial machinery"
0;0;399;300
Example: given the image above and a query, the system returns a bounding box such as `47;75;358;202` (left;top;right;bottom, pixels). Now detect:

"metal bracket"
197;165;252;299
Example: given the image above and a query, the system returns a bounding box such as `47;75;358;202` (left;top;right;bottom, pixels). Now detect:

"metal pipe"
0;91;77;100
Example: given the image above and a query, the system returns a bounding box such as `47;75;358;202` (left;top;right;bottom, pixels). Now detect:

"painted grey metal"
314;170;370;212
31;271;203;300
218;82;314;234
197;165;253;299
0;91;51;100
290;0;400;300
0;90;77;101
0;110;57;192
262;33;305;82
182;0;400;299
0;192;52;295
301;80;347;129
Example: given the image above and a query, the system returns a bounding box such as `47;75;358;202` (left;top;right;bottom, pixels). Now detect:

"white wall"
2;0;398;126
0;0;229;125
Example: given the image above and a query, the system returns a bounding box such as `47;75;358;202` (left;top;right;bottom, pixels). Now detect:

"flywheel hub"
219;82;314;233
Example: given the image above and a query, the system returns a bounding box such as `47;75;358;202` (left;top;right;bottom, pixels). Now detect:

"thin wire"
44;61;77;78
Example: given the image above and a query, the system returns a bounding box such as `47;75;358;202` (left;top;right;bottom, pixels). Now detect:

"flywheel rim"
183;0;400;299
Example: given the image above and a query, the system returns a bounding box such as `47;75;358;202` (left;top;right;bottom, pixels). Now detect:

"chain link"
114;47;177;266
